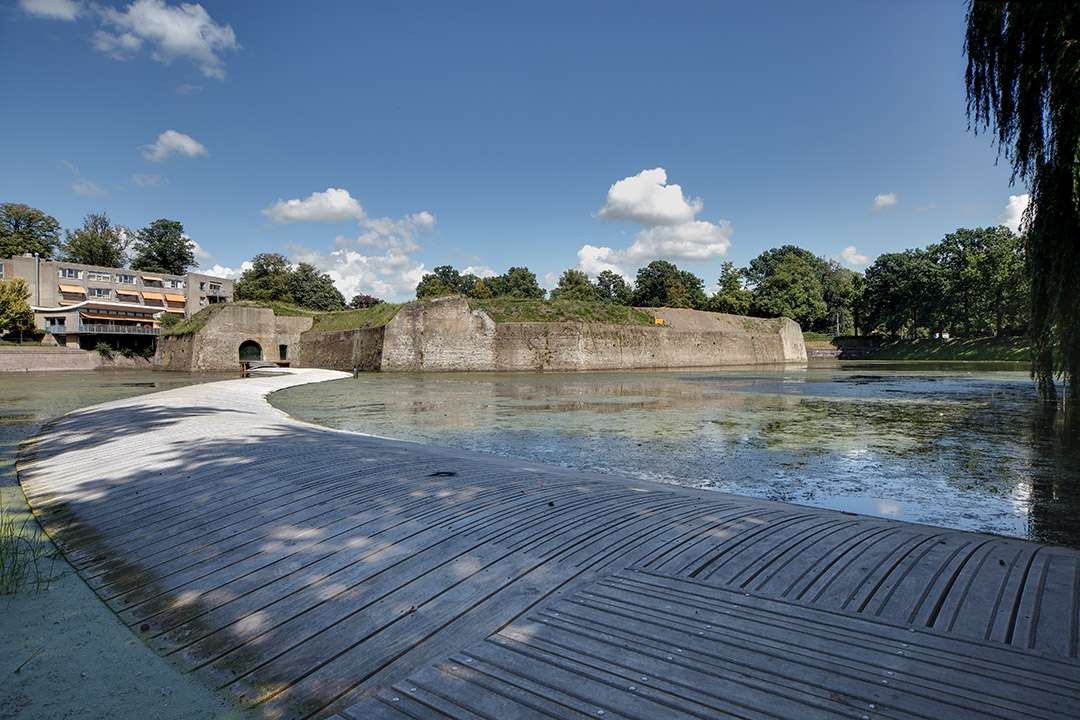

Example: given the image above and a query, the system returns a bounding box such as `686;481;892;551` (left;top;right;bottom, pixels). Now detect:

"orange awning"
58;284;86;294
141;275;162;281
164;293;186;303
142;291;164;300
116;289;139;296
80;312;153;322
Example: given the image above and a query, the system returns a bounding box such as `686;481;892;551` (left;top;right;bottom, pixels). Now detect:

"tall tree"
487;266;546;299
62;212;126;267
288;263;346;311
235;253;295;302
631;260;706;308
594;270;632;305
744;247;829;328
130;219;197;275
0;203;61;259
349;293;384;309
415;265;465;299
863;250;947;338
709;261;753;316
0;278;34;335
966;2;1080;399
549;268;598;301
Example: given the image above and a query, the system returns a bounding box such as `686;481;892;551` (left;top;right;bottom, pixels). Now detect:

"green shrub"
94;341;114;360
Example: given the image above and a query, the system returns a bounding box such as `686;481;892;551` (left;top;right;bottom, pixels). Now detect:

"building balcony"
44;322;160;336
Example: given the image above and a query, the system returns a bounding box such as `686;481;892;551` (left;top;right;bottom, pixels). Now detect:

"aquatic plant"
0;496;56;594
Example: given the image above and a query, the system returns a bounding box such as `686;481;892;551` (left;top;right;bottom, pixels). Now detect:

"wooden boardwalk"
18;369;1080;720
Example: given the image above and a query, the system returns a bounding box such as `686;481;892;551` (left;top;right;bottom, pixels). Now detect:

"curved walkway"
18;369;1080;720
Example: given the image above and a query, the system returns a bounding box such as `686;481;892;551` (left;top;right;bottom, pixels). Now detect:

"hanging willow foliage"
965;1;1080;401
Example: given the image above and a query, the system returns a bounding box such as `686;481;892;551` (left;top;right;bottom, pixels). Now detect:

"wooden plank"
17;368;1080;720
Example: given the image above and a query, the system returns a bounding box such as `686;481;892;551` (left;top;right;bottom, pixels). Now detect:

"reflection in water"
272;361;1080;548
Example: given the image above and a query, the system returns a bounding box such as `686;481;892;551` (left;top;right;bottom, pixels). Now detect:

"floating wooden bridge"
18;369;1080;719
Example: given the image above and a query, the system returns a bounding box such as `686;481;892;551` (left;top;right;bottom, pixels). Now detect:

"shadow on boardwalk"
17;378;1080;720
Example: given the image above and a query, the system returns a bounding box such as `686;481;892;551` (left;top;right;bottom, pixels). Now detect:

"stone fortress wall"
158;305;313;371
157;296;806;372
299;296;807;372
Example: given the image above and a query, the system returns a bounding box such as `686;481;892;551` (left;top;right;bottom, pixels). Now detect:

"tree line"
415;224;1027;339
0;203;199;276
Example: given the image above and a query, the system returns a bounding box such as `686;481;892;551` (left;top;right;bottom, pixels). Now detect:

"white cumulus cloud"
96;0;238;80
141;129;207;161
276;195;437;301
839;245;869;268
19;0;81;21
598;167;702;226
577;167;731;278
872;192;898;210
1000;193;1030;233
577;245;631;279
462;265;496;278
264;188;366;224
205;261;252;280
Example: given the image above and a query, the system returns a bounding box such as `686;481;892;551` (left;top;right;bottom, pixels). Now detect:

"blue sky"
1;0;1027;299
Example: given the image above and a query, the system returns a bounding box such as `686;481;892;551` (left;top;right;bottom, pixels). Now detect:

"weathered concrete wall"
375;297;806;372
380;296;497;372
490;318;803;371
296;327;384;371
0;347;154;372
158;305;313;371
156;298;805;374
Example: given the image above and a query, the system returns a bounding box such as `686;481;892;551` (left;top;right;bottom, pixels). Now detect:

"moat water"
272;361;1080;548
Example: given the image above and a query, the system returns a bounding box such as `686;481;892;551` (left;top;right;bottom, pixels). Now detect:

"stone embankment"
0;346;154;372
300;296;807;372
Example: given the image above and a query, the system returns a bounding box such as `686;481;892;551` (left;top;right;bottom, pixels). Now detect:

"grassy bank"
805;333;1030;361
468;297;654;325
308;303;402;332
163;300;317;337
860;337;1029;361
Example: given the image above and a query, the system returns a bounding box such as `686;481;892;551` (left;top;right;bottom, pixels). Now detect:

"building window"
87;271;112;281
117;274;137;284
209;283;222;293
46;317;66;327
89;287;111;298
59;267;80;279
0;263;5;279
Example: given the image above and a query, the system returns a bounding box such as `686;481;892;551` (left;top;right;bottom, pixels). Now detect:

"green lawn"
308;303;403;332
803;332;1030;361
862;337;1029;361
468;297;654;325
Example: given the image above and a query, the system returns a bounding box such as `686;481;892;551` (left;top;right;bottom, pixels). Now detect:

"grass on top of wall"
468;297;655;325
162;300;318;337
309;303;403;333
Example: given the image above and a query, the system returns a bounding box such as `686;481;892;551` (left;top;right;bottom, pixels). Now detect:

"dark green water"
272;361;1080;548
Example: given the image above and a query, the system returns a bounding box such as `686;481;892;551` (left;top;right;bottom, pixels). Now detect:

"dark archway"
239;340;263;362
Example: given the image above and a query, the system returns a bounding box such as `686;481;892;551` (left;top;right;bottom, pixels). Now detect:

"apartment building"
0;254;234;348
